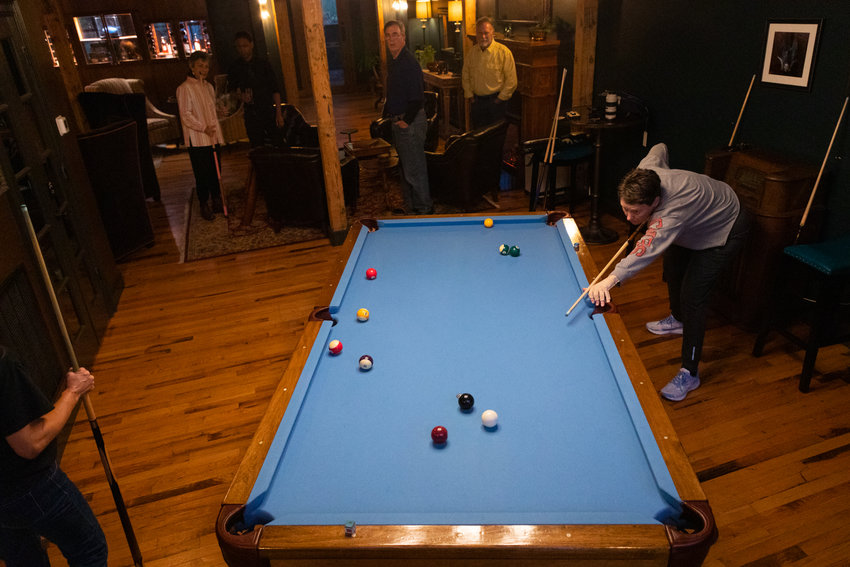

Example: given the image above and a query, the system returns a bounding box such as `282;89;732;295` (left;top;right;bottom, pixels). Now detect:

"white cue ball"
481;409;498;428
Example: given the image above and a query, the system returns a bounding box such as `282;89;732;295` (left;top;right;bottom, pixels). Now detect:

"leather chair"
280;104;320;148
78;91;161;201
84;78;180;147
369;91;439;152
249;146;359;233
425;120;509;210
76;120;154;262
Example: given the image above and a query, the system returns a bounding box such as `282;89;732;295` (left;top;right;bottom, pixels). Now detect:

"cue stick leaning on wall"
795;95;848;244
565;221;647;317
533;69;568;209
20;204;144;567
728;74;756;149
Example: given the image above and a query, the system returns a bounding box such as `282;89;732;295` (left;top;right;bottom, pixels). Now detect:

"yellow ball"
356;308;370;322
484;218;494;228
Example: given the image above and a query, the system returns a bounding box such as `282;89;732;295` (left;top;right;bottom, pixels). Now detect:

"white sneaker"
646;314;683;335
660;368;700;401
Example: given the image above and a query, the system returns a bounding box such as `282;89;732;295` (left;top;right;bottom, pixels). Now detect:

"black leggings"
663;208;752;374
187;144;222;204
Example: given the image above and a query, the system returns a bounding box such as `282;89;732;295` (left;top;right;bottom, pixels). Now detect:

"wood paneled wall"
58;0;211;107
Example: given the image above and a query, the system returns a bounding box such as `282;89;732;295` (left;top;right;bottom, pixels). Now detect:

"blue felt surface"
245;216;681;527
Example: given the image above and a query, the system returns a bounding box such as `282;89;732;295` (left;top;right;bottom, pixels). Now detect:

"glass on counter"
146;22;178;60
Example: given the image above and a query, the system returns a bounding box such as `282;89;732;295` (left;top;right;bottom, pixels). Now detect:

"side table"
569;107;645;244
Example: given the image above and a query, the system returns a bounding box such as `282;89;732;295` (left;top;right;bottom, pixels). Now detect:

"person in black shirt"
0;346;107;566
383;20;432;214
226;31;285;147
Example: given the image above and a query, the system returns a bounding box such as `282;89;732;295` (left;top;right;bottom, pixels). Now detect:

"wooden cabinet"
1;6;122;368
705;147;819;330
499;37;559;141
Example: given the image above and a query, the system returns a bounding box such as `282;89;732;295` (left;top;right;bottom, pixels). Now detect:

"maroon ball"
431;426;448;444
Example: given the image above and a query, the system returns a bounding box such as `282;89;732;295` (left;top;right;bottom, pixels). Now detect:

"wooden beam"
301;0;348;243
573;0;598;108
40;0;88;131
377;0;387;92
273;0;300;106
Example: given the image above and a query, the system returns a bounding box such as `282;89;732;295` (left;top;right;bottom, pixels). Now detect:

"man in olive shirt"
462;17;517;129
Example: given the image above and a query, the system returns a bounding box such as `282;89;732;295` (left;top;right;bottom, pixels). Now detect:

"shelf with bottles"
180;20;211;55
73;13;142;65
145;22;178;60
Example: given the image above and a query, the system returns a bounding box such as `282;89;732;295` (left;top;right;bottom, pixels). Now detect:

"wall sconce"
391;0;408;12
448;0;462;33
259;0;269;20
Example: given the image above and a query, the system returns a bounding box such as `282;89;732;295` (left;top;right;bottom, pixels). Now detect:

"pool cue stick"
795;95;848;244
534;69;568;209
20;205;144;567
213;148;228;217
565;222;646;317
728;74;756;148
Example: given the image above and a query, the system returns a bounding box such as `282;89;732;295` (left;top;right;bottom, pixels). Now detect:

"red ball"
366;268;377;280
431;426;448;444
328;339;343;355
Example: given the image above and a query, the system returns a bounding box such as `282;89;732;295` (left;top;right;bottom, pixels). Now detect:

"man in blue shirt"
382;20;433;215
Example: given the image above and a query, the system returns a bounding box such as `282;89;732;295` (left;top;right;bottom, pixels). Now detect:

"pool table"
217;213;716;567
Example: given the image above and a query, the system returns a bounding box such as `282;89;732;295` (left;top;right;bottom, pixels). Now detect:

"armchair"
77;91;161;201
281;104;319;148
84;78;180;147
248;146;359;233
369;91;439;152
425;120;509;210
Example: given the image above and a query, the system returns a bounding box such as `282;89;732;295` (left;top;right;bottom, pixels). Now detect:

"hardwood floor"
47;92;849;567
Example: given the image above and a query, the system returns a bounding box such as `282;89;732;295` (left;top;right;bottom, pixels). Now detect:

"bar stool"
752;234;850;392
524;134;594;212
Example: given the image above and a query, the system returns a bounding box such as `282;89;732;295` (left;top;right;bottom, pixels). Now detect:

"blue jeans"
392;109;432;214
0;463;107;567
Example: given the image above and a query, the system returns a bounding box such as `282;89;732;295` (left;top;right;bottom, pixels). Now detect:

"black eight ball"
457;393;474;411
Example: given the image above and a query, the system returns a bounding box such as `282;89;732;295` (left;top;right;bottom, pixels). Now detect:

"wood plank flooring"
44;93;850;567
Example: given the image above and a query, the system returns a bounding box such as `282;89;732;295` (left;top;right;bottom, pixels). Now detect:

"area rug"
181;157;477;262
182;183;327;262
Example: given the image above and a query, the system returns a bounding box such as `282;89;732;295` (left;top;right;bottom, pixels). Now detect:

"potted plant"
415;44;436;69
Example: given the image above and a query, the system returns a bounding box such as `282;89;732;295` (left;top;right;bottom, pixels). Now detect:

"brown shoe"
200;201;214;221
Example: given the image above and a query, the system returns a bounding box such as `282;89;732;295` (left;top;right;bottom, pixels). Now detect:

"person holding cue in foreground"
585;143;750;401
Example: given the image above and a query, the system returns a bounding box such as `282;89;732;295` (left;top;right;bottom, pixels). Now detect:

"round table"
569;106;645;244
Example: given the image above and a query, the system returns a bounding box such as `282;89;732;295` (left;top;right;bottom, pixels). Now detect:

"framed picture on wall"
760;19;822;90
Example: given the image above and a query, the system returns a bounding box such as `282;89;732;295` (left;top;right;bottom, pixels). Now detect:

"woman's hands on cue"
586;273;620;306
